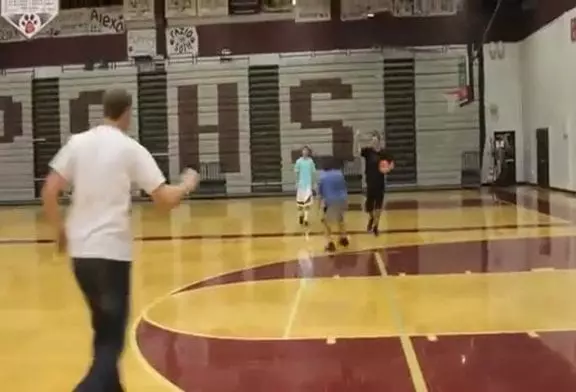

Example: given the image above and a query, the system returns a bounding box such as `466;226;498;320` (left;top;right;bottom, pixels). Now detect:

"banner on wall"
1;0;59;39
295;0;331;22
165;0;197;19
127;29;156;57
372;0;393;13
166;26;198;58
0;6;124;42
341;0;392;21
260;0;293;12
392;0;459;17
196;0;228;17
391;0;412;16
123;0;154;20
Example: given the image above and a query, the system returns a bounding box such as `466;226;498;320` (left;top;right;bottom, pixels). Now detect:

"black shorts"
365;185;385;212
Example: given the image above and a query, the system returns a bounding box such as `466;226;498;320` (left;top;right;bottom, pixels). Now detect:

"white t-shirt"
49;125;166;261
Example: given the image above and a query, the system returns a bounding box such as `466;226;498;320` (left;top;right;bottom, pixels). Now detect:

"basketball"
379;160;392;174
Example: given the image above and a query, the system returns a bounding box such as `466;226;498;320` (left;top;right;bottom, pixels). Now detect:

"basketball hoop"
496;41;505;59
443;92;459;113
444;86;468;113
488;41;505;60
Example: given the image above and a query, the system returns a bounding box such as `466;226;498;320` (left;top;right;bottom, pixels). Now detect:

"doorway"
536;128;549;188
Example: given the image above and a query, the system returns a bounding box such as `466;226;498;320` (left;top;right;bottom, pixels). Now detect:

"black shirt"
361;147;394;187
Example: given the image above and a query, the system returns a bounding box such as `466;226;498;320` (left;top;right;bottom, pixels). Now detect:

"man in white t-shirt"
41;89;199;392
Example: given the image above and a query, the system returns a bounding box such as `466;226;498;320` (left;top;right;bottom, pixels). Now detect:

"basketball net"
488;41;505;60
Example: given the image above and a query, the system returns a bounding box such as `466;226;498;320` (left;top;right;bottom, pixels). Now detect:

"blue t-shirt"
295;157;316;189
318;170;347;205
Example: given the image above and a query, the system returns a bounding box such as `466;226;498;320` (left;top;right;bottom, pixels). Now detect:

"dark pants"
365;184;385;212
72;258;131;392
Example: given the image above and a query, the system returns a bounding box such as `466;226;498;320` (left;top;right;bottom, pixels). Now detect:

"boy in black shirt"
355;131;394;236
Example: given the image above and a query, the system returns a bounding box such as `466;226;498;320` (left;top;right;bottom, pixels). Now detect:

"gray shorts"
324;201;347;223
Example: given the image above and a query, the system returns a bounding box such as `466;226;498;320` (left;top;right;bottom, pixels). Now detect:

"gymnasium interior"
1;0;576;391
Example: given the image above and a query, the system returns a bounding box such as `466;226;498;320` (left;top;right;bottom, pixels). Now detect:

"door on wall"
536;128;549;188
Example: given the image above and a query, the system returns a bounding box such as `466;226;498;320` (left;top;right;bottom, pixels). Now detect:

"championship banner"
341;0;391;20
340;0;370;21
127;29;156;57
1;0;59;39
229;0;258;14
371;0;393;13
196;0;227;17
0;18;24;41
166;26;198;58
295;0;330;23
391;0;412;16
393;0;459;16
260;0;292;13
123;0;154;20
165;0;197;19
0;6;124;42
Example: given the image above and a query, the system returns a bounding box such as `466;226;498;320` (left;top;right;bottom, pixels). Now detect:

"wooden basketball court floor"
3;187;576;391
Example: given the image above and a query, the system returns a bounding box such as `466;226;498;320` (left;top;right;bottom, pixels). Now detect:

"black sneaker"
372;226;379;236
299;216;304;225
325;242;336;252
339;237;349;247
367;218;374;232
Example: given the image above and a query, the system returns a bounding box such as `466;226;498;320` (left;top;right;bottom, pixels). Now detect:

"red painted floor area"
412;332;576;392
138;322;416;392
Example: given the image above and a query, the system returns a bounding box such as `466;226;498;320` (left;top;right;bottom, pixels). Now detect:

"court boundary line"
129;313;183;391
0;222;567;245
139;308;576;342
135;257;576;342
496;196;571;223
374;251;429;392
283;278;307;338
494;188;576;224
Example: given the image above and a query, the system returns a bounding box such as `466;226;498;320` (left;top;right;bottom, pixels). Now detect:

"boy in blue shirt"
318;157;349;252
294;146;316;226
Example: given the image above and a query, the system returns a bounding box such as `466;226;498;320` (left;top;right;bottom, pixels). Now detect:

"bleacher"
0;46;480;203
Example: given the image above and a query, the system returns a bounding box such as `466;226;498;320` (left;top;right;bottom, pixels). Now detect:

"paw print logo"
19;13;40;35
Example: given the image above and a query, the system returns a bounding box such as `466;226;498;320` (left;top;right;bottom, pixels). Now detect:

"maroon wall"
1;0;574;69
0;6;470;68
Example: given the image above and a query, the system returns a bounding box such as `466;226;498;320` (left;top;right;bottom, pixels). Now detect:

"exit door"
536;128;549;188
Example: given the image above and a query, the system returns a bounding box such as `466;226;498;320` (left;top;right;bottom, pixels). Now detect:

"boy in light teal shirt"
294;146;316;226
